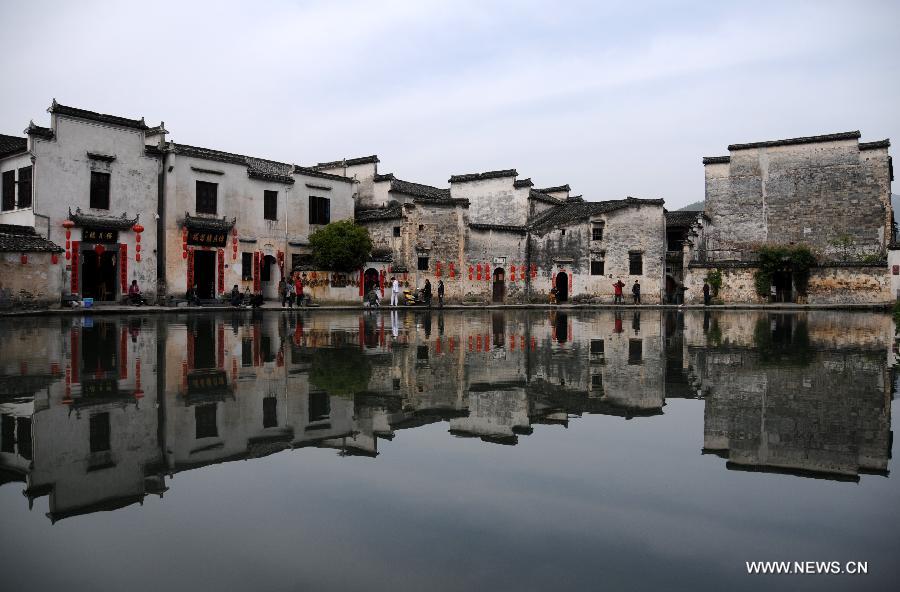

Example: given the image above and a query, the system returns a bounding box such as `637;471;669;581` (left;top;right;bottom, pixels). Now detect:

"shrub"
753;245;816;297
309;220;372;272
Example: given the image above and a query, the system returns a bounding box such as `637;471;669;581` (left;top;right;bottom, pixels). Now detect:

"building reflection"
0;310;894;521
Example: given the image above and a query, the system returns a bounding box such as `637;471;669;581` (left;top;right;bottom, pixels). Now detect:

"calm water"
0;309;898;591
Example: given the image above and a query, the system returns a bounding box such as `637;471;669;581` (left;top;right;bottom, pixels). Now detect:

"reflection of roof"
449;169;517;183
49;99;149;130
48;493;146;523
0;225;63;253
529;197;665;232
0;133;27;157
724;461;861;483
0;373;59;399
68;207;139;230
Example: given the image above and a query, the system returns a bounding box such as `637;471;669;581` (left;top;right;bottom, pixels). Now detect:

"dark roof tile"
860;139;890;150
49;99;148;130
449;169;517;183
0;134;27;158
0;225;63;252
513;178;534;188
529;197;664;232
535;184;570;194
312;155;380;170
355;206;404;222
702;155;730;165
181;213;236;231
665;210;705;227
68;208;139;229
25;121;53;140
528;189;564;205
469;223;527;234
389;177;450;200
727;131;860;151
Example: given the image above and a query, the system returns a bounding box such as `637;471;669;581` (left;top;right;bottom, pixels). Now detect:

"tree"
309;220;372;271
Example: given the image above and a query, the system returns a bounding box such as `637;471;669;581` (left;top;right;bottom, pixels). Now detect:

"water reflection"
0;310;894;523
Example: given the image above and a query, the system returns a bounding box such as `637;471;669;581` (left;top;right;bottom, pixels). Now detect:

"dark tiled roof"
25;121;53;140
172;143;354;184
294;166;358;183
702;155;730;165
529;189;564;205
727;131;860;151
449;169;517;183
355;206;404;222
145;124;168;135
469;223;528;234
535;184;570;194
49;99;148;130
529;197;665;232
0;225;63;252
373;173;395;182
182;213;236;231
68;207;139;229
860;139;890;150
568;195;585;202
144;144;164;157
0;134;27;157
390;177;450;200
513;178;534;188
665;210;704;227
312;155;380;170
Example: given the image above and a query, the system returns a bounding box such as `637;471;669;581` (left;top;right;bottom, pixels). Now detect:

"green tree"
309;220;372;271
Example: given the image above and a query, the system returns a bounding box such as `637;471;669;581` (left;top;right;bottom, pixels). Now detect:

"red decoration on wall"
531;263;537;278
253;252;261;292
476;263;482;280
71;241;80;293
380;269;385;296
359;267;364;297
436;261;442;278
510;265;516;281
120;244;128;294
20;254;27;265
187;249;194;291
217;249;225;293
485;263;491;282
449;262;455;278
468;265;473;280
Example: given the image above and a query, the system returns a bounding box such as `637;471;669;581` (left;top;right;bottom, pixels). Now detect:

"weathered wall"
450;177;528;226
704;139;892;261
0;252;63;305
463;228;528;303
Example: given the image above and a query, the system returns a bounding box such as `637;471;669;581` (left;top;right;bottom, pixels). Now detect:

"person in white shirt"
391;276;400;306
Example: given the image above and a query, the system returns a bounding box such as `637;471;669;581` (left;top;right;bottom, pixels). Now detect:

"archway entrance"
81;248;118;301
193;250;216;300
772;271;793;303
261;255;279;300
555;272;568;303
364;268;380;296
492;267;505;303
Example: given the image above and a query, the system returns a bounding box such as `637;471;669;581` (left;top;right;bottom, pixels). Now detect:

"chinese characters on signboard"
82;228;119;243
187;230;228;247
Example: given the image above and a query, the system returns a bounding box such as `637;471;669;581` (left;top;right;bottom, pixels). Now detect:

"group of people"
277;274;308;308
612;279;641;304
378;276;444;308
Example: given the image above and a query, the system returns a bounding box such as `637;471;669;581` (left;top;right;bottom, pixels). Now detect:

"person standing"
230;284;242;307
294;274;304;307
703;282;711;306
279;277;288;307
423;279;433;308
391;276;400;306
613;279;625;304
437;279;445;308
632;280;641;305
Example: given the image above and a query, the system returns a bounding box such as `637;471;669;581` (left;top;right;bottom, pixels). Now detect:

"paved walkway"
0;301;893;317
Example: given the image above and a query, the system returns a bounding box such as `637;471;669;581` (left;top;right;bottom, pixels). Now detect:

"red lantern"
133;223;144;233
94;244;105;255
51;253;59;264
65;230;71;239
62;220;74;229
182;250;188;259
65;251;71;260
20;254;28;265
136;244;141;253
136;253;142;262
136;234;141;243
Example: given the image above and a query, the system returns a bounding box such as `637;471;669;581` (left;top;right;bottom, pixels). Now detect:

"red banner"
71;241;80;293
253;252;261;292
359;267;364;297
120;244;128;295
187;249;194;292
217;249;225;294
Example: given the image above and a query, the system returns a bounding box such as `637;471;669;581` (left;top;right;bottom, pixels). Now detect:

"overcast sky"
1;0;898;208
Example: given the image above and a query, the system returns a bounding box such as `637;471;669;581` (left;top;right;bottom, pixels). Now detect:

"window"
1;415;14;453
1;170;13;211
417;256;429;271
196;180;217;215
392;378;401;390
309;195;330;225
393;226;401;237
291;254;302;270
629;252;643;275
591;373;603;389
195;404;218;438
628;339;643;364
263;397;278;428
17;166;32;208
590;339;604;354
90;171;111;209
309;392;330;422
264;190;278;221
590;260;604;276
417;345;429;360
89;412;111;452
592;224;604;241
242;252;253;280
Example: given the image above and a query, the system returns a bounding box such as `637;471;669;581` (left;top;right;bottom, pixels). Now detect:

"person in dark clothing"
632;280;641;304
422;279;433;307
437;280;445;307
229;285;242;307
187;284;201;306
251;291;264;308
703;282;711;306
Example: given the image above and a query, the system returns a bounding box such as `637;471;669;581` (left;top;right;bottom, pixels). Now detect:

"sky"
1;0;898;209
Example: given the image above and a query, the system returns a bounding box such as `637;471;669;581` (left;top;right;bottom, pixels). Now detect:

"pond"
0;309;897;591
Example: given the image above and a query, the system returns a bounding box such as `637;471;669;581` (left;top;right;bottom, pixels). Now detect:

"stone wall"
703;138;892;261
0;252;63;306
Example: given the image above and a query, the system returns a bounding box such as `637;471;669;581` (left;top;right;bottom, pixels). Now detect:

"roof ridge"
727;131;861;151
49;99;148;131
449;169;517;183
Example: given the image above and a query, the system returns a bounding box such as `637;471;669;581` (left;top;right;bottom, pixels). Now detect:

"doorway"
772;271;793;303
261;255;279;300
81;249;118;301
492;268;505;303
194;250;216;300
555;272;568;302
364;268;380;296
